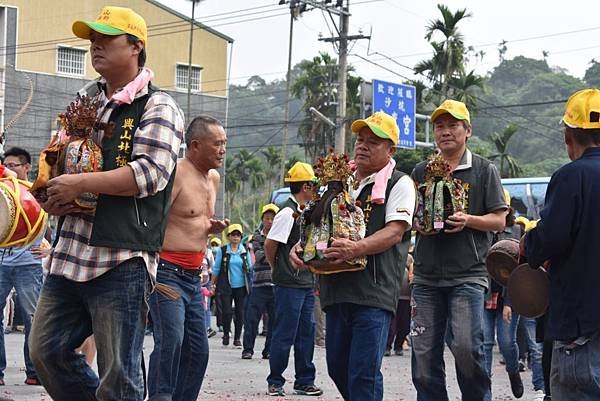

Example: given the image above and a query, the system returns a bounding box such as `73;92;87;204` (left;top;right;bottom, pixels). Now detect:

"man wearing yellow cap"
29;6;184;401
291;112;416;400
264;162;322;396
522;89;600;399
410;100;507;401
242;204;279;360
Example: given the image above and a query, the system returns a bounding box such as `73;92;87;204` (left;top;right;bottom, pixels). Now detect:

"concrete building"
0;0;233;215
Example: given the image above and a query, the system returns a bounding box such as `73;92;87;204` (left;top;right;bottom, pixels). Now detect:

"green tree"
584;60;600;87
292;52;362;160
261;146;282;189
415;4;472;97
488;124;523;178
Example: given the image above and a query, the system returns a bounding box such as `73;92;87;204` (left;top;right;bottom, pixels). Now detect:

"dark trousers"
386;299;410;351
326;303;391;401
218;287;247;340
243;286;274;356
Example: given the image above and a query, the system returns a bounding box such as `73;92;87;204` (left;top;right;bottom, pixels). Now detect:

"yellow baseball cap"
561;88;600;129
209;237;221;247
226;224;243;236
351;111;399;145
525;219;539;232
514;216;530;227
503;189;511;207
431;99;471;125
261;203;279;216
285;162;316;183
73;6;148;44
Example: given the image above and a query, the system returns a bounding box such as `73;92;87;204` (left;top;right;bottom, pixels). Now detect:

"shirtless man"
147;115;228;401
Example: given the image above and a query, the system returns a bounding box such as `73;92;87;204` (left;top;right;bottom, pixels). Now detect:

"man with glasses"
0;147;45;387
264;162;323;397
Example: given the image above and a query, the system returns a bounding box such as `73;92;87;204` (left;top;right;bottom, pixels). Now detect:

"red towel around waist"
160;250;205;270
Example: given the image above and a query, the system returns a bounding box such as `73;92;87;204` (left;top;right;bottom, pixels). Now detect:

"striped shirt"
46;79;184;282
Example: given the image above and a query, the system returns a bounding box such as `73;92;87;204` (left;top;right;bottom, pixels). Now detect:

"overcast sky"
158;0;600;88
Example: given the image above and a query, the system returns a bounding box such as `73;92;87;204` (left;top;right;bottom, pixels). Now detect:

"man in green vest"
291;111;416;401
264;162;323;397
29;6;184;401
410;100;507;401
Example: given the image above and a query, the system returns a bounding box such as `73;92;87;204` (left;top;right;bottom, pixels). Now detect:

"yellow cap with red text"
562;88;600;129
431;99;471;125
351;111;399;145
72;6;147;43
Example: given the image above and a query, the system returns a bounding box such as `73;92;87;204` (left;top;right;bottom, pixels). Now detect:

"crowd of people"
0;5;596;401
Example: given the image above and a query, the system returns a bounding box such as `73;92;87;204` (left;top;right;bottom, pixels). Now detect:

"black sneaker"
241;350;252;359
233;339;242;347
267;384;285;396
508;371;524;398
394;349;404;356
222;336;230;346
293;384;323;396
262;352;270;360
207;328;217;338
383;348;391;357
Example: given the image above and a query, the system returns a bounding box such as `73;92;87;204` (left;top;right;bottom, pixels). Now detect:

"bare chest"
173;178;216;218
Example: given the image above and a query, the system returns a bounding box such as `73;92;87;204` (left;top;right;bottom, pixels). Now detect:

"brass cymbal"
507;263;549;319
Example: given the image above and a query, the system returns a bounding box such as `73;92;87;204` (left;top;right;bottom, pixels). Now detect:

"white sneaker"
532;389;545;401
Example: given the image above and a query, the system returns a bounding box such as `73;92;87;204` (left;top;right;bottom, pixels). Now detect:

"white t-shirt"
267;195;300;244
349;173;416;227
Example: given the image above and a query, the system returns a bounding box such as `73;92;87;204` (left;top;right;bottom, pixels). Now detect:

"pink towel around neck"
349;158;396;204
111;67;154;105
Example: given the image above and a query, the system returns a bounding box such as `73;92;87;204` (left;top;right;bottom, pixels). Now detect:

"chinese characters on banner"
372;79;416;149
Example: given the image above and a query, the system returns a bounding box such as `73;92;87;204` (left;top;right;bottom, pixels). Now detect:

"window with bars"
175;64;202;92
57;46;86;76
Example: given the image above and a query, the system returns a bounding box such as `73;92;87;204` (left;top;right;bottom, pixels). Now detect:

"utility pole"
280;9;294;186
187;0;202;124
318;1;369;153
336;4;349;153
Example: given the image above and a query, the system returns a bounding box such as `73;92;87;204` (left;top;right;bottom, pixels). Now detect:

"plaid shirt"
46;79;184;282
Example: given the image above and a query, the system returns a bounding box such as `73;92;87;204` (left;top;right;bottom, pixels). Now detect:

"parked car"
270;176;551;220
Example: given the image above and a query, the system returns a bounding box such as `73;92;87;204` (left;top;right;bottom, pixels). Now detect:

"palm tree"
261;146;282;188
414;4;473;99
488;124;523;178
225;157;241;216
448;70;486;112
292;52;362;160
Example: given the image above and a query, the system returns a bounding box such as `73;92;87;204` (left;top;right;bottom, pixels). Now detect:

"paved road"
0;331;540;400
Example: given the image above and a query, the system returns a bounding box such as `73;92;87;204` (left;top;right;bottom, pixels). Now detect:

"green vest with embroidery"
89;85;175;251
319;171;411;314
273;197;314;288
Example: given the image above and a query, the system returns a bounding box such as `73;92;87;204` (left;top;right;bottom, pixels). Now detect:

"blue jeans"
551;332;600;400
29;257;149;401
482;307;520;375
411;283;491;401
482;307;519;401
325;303;391;401
267;286;316;388
243;286;274;356
148;261;209;401
523;317;544;392
0;263;42;378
